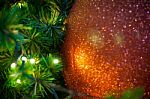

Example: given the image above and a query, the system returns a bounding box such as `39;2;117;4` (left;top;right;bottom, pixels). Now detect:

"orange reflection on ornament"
64;41;134;98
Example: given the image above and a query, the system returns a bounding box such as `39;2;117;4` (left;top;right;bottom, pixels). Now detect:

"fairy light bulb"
16;79;21;84
22;56;27;62
53;59;59;64
11;63;16;69
18;3;22;8
30;58;35;64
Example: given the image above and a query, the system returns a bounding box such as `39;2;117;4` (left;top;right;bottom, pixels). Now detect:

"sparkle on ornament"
63;0;150;98
30;58;35;64
87;29;104;48
11;63;16;69
53;59;59;64
22;56;27;62
16;79;21;84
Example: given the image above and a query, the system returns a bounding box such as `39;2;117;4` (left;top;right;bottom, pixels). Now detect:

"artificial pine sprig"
0;0;74;98
7;54;62;98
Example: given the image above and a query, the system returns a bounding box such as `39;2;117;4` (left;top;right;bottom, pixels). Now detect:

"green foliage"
6;54;62;98
105;87;144;99
121;87;144;99
55;0;75;16
21;29;45;55
0;51;15;72
0;0;74;98
20;0;68;53
0;6;22;51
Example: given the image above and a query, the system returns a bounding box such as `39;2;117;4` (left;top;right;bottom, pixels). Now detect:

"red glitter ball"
63;0;150;98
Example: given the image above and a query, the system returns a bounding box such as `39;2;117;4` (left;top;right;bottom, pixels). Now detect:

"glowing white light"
12;30;18;34
30;58;35;64
18;3;22;7
11;63;16;68
16;79;21;84
22;56;27;62
53;59;59;64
